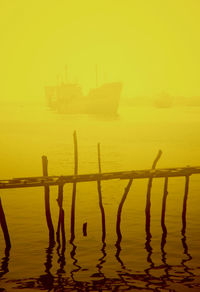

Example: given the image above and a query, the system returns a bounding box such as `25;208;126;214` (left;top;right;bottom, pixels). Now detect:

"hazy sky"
1;0;200;101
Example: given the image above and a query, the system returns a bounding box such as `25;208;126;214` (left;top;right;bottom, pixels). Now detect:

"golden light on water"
1;1;200;291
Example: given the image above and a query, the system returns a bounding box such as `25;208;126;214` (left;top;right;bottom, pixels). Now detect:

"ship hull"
45;82;122;116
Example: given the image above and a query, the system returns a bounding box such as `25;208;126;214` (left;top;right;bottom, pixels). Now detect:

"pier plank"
0;166;200;189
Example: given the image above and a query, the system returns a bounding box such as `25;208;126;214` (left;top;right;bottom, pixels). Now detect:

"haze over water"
0;103;200;291
1;0;200;290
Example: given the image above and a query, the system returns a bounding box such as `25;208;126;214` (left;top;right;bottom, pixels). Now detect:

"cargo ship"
45;70;122;116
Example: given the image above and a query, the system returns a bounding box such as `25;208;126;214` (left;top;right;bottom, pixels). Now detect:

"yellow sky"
0;0;200;101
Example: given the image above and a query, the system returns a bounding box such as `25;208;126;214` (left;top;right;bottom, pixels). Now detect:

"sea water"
0;103;200;291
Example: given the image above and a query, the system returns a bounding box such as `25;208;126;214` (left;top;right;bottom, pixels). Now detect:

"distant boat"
153;92;173;108
45;71;122;116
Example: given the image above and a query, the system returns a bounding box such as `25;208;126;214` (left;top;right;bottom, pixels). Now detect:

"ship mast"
96;64;98;88
65;65;68;84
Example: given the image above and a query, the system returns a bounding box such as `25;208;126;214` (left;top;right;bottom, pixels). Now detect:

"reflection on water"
1;105;200;291
37;240;55;290
181;176;194;280
0;248;10;279
2;176;200;291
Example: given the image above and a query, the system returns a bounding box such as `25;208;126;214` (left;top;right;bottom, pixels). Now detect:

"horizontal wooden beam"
0;166;199;189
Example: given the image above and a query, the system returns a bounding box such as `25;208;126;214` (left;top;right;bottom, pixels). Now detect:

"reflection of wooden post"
0;246;10;277
97;143;106;242
42;156;54;242
60;208;66;247
70;131;78;242
0;198;11;248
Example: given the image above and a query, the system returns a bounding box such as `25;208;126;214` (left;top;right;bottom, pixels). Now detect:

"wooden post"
115;179;132;269
73;131;78;176
56;184;64;245
161;177;168;234
56;184;66;273
97;143;102;174
0;197;11;248
97;143;106;242
57;183;66;247
152;150;162;169
145;150;162;235
161;177;168;262
70;131;78;242
42;155;54;242
145;150;162;265
83;222;87;236
182;175;190;236
116;179;133;244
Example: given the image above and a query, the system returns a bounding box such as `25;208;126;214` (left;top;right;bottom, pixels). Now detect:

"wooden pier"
0;166;200;189
0;131;199;250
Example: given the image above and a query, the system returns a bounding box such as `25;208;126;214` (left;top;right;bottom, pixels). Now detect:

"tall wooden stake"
70;131;78;242
42;155;54;242
56;184;64;245
97;143;106;242
161;177;168;234
116;179;133;243
145;150;162;230
161;176;168;260
115;179;133;269
145;150;162;264
0;197;11;248
182;175;190;236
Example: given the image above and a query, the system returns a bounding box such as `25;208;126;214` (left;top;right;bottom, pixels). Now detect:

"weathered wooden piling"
145;150;162;236
161;177;168;260
83;222;87;236
116;179;133;244
182;175;190;236
180;176;192;270
115;179;133;269
56;183;65;245
56;184;66;274
115;179;133;267
97;143;102;174
145;150;162;266
96;143;107;273
97;143;106;242
42;155;54;242
70;131;78;242
161;177;168;235
0;198;11;249
0;130;199;257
